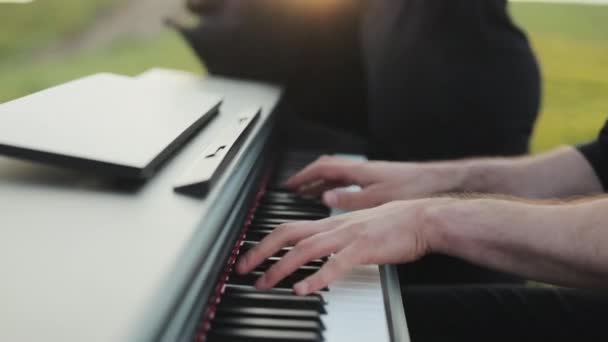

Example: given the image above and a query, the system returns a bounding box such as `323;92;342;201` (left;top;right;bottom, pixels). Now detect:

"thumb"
323;187;387;210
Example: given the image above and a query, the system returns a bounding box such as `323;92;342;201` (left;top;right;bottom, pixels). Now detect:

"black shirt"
362;0;541;161
579;120;608;191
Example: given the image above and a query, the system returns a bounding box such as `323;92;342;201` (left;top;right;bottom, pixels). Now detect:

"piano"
0;69;410;342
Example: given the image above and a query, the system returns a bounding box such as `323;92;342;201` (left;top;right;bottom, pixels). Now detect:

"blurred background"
1;0;606;153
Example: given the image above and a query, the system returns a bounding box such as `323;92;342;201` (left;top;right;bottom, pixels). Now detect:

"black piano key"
229;271;328;291
224;284;297;296
227;272;291;289
239;241;329;262
248;224;280;231
253;266;320;277
206;327;322;342
263;190;298;197
257;205;329;216
252;218;297;226
224;284;325;301
220;289;326;313
255;256;325;268
234;256;325;270
253;259;321;273
256;209;327;220
210;316;323;332
260;197;325;207
265;185;294;192
261;194;322;202
215;306;322;321
245;229;274;241
224;284;325;303
258;204;329;215
263;191;319;200
227;272;259;287
239;241;292;257
263;192;322;204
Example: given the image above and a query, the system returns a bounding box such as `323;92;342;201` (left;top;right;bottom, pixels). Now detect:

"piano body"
0;70;409;342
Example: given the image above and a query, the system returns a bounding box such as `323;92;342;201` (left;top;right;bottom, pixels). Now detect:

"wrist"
458;159;519;194
421;161;471;193
421;197;505;257
417;197;463;255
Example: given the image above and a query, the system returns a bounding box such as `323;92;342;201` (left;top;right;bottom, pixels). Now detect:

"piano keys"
197;151;403;342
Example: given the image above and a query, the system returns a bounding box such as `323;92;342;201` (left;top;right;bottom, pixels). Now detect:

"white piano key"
319;161;410;342
319;203;391;342
322;265;391;342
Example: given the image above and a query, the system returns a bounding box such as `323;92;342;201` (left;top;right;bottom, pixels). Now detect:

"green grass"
0;0;119;60
510;3;608;152
0;31;204;103
1;2;607;154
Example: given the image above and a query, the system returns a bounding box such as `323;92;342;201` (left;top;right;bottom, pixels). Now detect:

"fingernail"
294;281;310;295
323;191;337;207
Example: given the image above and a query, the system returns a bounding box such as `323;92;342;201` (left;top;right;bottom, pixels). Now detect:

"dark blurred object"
173;0;370;141
186;0;224;14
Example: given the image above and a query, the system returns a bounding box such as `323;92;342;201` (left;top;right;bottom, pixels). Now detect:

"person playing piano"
236;121;608;341
178;0;542;285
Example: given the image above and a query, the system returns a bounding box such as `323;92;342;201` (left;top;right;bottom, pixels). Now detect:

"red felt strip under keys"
194;169;272;342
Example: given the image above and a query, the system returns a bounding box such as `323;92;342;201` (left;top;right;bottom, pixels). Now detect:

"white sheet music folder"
0;73;222;179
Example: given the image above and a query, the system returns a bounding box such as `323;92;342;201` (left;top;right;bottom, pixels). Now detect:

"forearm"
447;146;603;198
426;197;608;289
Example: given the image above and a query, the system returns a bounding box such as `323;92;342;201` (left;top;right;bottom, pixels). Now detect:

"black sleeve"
578;120;608;191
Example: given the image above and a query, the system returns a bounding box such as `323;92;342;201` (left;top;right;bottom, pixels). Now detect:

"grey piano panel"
0;70;282;342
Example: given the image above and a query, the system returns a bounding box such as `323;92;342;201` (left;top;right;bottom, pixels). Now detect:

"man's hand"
238;195;608;294
235;200;438;295
284;155;466;210
285;148;605;209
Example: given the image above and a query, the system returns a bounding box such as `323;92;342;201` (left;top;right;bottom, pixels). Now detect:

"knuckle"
294;236;315;252
351;162;366;174
345;221;364;232
324;234;341;250
352;163;368;177
319;164;336;178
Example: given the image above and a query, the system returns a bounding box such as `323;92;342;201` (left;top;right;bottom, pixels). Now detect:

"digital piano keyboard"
0;69;409;342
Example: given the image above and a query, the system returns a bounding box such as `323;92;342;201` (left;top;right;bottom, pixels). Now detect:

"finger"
236;221;326;274
323;185;389;210
297;180;349;196
293;241;364;295
284;157;359;190
255;229;354;289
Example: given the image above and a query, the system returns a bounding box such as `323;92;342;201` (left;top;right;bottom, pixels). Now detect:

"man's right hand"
284;156;467;210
